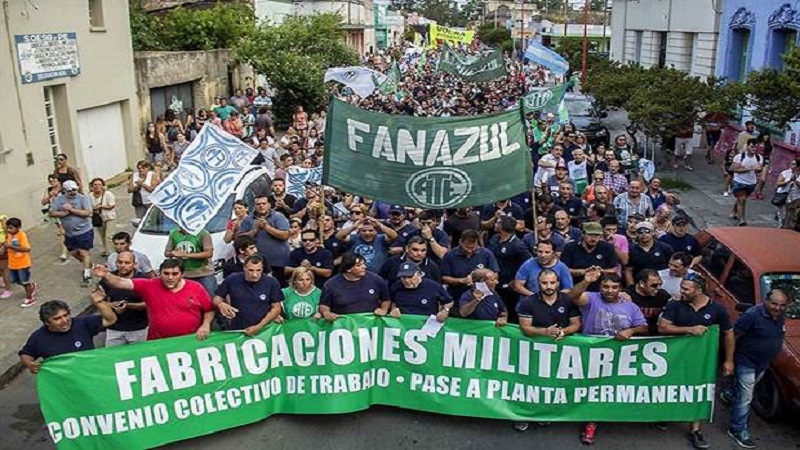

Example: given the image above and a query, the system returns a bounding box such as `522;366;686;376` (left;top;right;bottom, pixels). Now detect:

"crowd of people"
10;42;794;450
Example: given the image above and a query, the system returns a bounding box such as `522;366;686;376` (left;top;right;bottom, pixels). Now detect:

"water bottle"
11;238;19;247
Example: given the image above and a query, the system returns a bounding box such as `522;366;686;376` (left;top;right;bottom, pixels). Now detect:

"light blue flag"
286;166;324;199
523;40;569;76
148;125;258;234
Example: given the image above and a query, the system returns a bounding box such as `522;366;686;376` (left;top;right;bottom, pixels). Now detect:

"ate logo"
406;168;473;208
292;301;315;318
525;89;554;109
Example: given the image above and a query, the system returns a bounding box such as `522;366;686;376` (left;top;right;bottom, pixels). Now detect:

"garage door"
77;102;127;180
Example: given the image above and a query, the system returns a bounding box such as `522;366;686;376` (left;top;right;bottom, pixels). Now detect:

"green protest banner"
522;84;568;112
37;315;719;450
322;97;532;209
438;45;508;82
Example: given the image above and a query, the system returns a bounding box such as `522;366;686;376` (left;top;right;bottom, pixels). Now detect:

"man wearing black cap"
388;261;453;321
659;273;734;449
659;216;701;267
624;221;674;286
384;205;418;245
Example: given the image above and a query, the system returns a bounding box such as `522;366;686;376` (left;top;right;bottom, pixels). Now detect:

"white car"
131;166;272;283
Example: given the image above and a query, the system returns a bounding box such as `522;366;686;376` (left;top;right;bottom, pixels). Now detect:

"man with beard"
561;222;619;289
388;262;453;321
572;273;648;445
513;240;573;298
658;273;734;449
92;258;215;341
625;221;674;286
214;255;284;336
336;217;397;273
384;205;418;243
624;269;671;336
286;229;334;288
100;251;148;346
380;236;441;284
487;216;532;322
319;253;391;320
19;290;116;373
268;178;297;219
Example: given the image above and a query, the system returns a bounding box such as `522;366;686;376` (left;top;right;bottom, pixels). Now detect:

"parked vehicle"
562;93;610;148
132;166;272;283
695;227;800;420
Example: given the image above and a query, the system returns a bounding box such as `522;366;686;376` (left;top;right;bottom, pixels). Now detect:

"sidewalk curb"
0;301;95;389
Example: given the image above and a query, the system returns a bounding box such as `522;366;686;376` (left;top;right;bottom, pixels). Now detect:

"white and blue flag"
149;125;258;235
285;166;323;199
324;67;387;98
523;40;569;76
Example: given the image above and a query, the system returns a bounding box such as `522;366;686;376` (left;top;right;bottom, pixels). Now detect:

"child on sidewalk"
5;218;37;307
0;215;11;298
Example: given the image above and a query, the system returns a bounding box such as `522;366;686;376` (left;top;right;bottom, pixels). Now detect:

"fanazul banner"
523;84;568;112
37;315;720;450
148;126;258;235
322;97;532;209
429;23;474;48
438;45;507;82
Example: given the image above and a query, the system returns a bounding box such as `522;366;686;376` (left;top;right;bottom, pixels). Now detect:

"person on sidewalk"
100;251;148;346
723;289;788;449
658;273;735;449
89;178;116;258
41;175;69;261
93;258;215;341
0;215;11;299
4;218;38;307
49;180;94;287
18;291;116;374
729;139;763;227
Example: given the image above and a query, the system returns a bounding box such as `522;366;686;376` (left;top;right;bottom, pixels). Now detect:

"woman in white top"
129;160;157;220
90;178;117;257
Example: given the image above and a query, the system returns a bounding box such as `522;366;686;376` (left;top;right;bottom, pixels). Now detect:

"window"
43;87;61;158
767;29;798;70
634;30;643;63
686;33;697;74
724;258;755;305
657;32;668;68
727;28;751;81
700;239;731;281
88;0;105;29
140;195;235;235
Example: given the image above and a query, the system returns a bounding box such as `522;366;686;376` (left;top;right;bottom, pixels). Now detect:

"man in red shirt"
93;258;214;340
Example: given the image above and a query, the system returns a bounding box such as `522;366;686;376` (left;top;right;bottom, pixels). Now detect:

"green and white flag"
438;44;507;82
378;63;402;94
558;99;571;124
322;97;532;209
416;51;427;76
522;84;568;113
37;315;720;450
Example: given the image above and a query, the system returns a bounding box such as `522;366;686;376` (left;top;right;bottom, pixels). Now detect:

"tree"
461;0;485;24
745;47;800;129
233;13;359;124
476;23;513;53
128;0;255;51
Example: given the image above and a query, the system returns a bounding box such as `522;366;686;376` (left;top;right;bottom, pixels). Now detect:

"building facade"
0;0;140;225
255;0;295;25
609;0;722;79
294;0;376;55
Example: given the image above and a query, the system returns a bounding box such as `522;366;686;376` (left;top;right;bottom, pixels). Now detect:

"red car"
695;227;800;419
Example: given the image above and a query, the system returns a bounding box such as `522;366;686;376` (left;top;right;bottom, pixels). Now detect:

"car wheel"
752;370;784;421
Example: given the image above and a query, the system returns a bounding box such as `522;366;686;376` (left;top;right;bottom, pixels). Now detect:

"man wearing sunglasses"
286;230;333;289
624;221;674;286
624;268;672;336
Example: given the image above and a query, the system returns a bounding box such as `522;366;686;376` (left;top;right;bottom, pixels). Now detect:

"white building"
0;0;141;225
293;0;376;55
255;0;295;25
609;0;722;78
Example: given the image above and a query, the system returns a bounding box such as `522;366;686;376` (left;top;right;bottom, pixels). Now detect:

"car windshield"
761;273;800;319
139;195;235;234
564;99;594;117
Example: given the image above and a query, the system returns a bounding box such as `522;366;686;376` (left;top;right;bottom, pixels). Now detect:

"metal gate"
149;82;194;122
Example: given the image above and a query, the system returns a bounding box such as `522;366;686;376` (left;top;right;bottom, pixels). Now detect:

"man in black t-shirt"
624;269;671;336
100;251;148;346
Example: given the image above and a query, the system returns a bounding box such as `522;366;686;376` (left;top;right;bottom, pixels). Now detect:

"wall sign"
15;32;81;84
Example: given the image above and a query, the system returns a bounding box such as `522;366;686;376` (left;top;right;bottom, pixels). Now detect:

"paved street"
0;116;791;450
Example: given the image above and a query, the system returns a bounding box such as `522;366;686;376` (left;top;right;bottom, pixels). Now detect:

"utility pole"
563;0;568;37
581;0;589;87
521;0;526;52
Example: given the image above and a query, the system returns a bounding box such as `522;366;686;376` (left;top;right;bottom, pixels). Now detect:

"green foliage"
461;0;485;23
745;47;800;129
129;0;255;51
476;23;512;52
233;13;359;124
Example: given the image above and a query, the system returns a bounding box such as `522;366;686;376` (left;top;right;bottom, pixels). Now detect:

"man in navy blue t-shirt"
320;253;391;319
19;291;117;374
441;230;500;302
214;255;284;335
286;230;334;289
458;269;508;327
389;262;453;320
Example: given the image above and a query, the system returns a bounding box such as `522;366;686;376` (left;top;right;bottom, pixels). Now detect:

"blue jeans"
729;365;763;432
